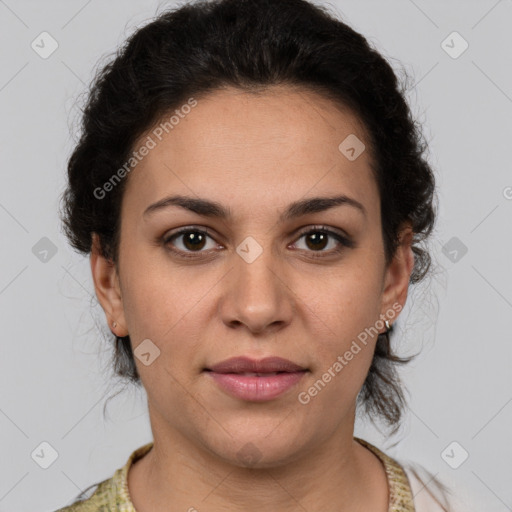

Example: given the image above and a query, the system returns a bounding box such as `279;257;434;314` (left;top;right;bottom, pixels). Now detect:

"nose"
218;242;294;335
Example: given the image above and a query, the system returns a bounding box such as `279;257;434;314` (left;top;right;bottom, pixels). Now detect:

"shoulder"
402;462;480;512
355;437;474;512
403;463;452;512
52;442;153;512
52;477;114;511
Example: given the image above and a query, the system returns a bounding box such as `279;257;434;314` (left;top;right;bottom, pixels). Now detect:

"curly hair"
60;0;437;432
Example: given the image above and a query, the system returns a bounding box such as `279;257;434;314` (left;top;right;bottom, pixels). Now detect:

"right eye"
162;227;222;259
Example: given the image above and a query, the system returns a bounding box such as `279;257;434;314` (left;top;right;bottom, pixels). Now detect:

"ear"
379;222;415;325
90;233;128;337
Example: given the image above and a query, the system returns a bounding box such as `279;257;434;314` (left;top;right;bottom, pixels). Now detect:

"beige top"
55;437;452;511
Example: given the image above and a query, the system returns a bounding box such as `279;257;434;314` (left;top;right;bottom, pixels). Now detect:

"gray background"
1;0;511;510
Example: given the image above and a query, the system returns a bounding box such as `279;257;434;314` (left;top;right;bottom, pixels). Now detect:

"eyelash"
161;225;355;260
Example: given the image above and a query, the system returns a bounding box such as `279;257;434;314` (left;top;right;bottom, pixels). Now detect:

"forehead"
122;86;378;221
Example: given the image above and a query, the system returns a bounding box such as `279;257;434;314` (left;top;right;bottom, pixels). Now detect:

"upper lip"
206;356;306;374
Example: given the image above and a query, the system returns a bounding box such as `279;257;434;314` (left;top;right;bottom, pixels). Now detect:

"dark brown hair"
60;0;437;433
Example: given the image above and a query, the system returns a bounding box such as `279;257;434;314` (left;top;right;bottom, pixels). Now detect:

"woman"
55;0;462;510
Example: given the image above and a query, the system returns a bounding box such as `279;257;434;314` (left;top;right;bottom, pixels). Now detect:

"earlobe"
90;233;128;336
380;223;415;320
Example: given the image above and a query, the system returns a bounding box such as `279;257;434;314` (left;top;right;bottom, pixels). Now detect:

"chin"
204;428;310;470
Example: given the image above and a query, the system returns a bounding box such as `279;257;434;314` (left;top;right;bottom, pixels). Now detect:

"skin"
91;85;414;511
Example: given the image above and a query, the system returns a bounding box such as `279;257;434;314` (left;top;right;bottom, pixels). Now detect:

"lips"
206;356;306;374
204;356;308;402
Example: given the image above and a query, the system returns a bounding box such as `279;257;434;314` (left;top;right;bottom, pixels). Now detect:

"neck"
128;407;388;511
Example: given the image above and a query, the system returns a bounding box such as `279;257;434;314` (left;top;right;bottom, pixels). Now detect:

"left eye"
292;228;348;253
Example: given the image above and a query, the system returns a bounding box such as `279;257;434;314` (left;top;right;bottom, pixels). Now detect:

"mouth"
205;355;307;374
218;371;288;376
203;356;308;402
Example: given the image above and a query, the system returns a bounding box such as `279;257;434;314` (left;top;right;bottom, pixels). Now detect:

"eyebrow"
143;194;367;221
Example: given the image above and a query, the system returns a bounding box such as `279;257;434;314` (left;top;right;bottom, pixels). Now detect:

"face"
91;85;413;468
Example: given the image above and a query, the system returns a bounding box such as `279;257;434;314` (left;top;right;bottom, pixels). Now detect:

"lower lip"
206;371;307;402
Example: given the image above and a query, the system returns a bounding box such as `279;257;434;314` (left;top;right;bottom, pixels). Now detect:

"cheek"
295;327;377;429
305;265;383;342
298;260;383;389
119;263;208;372
118;247;195;339
297;298;379;416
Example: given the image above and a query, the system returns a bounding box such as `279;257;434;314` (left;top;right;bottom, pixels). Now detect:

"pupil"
307;232;327;250
184;232;205;251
